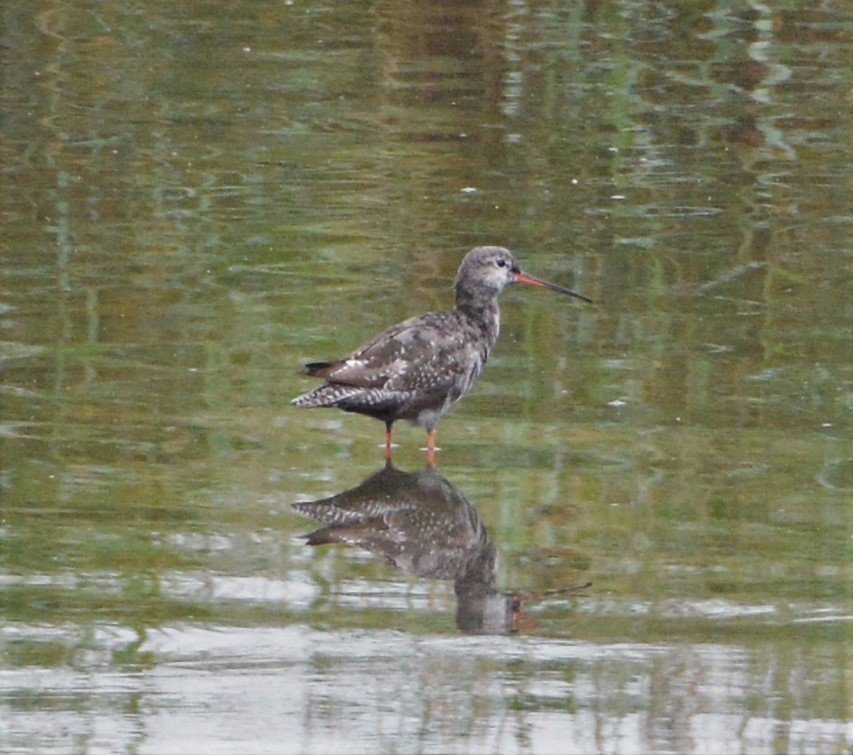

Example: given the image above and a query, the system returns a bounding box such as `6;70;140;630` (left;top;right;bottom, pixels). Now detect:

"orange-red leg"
384;423;394;461
426;429;437;467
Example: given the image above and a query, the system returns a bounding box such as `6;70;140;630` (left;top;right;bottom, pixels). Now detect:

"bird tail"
291;382;368;408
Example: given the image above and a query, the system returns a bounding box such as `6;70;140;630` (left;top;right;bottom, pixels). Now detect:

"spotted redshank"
292;246;591;462
294;463;592;633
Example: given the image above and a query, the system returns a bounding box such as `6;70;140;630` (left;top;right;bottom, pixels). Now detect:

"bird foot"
422;445;441;468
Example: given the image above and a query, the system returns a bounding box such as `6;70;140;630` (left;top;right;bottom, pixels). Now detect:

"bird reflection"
294;464;587;634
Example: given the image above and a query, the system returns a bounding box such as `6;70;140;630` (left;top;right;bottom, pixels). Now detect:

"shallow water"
1;1;851;753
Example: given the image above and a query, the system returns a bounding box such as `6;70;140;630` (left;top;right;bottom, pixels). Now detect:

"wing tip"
301;361;338;377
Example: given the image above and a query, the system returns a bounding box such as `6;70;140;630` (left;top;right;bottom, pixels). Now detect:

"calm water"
1;1;851;753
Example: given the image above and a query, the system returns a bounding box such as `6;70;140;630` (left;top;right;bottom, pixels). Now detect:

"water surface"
1;1;850;753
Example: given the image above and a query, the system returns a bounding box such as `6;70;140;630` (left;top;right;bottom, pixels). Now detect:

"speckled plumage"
292;246;590;460
293;465;488;580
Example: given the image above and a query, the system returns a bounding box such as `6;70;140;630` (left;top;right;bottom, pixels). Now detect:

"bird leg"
384;422;394;461
426;429;437;467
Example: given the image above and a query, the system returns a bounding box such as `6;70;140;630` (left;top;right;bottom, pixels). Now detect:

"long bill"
513;271;593;303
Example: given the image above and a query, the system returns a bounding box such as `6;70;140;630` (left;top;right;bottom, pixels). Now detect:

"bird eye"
496;259;507;268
